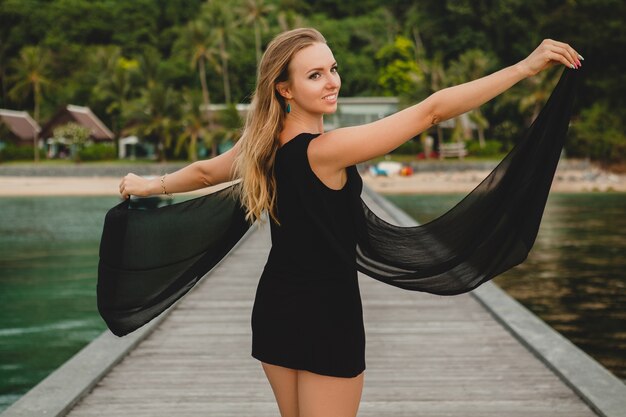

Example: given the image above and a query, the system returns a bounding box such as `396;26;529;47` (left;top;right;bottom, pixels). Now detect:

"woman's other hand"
119;173;153;199
518;39;583;78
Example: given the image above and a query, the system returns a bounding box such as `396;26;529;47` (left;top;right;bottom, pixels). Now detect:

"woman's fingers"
544;39;582;69
119;173;132;199
546;50;573;69
549;39;583;65
548;44;578;69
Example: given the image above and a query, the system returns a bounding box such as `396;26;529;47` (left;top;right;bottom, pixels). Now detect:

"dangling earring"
286;103;291;114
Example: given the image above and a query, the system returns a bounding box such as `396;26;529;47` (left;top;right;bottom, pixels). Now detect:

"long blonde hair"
230;28;326;226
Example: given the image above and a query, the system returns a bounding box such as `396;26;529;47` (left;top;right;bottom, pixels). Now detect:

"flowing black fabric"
353;67;582;294
97;67;582;337
97;187;253;336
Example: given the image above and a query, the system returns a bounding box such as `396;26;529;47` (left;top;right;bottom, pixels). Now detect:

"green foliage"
1;0;624;163
0;144;46;161
53;123;90;146
466;140;505;157
375;36;423;97
78;143;117;161
391;139;422;155
53;122;91;162
217;104;243;130
568;102;626;163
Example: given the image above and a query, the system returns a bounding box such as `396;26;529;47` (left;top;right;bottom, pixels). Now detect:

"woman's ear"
275;82;292;100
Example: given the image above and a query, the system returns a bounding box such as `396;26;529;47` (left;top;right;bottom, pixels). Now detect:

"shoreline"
1;168;625;196
362;168;626;194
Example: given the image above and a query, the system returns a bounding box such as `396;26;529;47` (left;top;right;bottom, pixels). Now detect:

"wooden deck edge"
472;282;626;417
361;183;626;417
0;221;260;417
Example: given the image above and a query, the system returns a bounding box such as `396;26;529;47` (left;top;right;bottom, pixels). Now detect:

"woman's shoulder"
277;131;320;149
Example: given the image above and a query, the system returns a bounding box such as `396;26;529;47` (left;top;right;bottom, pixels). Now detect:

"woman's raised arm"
311;39;583;170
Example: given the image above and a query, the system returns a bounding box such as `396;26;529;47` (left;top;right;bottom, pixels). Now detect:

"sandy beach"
363;168;626;194
0;176;232;197
0;167;625;196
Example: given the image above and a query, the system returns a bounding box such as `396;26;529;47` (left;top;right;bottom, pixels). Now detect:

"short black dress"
96;68;581;364
251;132;366;378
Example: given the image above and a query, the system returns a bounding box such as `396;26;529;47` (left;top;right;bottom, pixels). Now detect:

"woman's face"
280;42;341;115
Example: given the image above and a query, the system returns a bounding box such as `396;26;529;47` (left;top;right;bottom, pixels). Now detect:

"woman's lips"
322;93;337;103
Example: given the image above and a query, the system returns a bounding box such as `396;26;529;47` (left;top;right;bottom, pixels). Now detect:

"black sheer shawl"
97;67;582;336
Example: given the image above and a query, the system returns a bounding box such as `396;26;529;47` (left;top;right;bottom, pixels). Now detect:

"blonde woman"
114;28;583;417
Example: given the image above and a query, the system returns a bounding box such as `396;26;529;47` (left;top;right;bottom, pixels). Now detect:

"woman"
114;28;582;417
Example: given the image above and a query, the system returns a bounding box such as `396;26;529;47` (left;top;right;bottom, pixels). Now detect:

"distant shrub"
0;143;46;161
466;140;504;157
391;139;422;154
53;123;91;162
568;102;626;163
78;143;117;161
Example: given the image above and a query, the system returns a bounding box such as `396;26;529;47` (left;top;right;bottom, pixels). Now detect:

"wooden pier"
3;185;624;417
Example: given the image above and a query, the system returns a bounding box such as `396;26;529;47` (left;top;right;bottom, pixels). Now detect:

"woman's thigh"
261;361;299;417
297;370;364;417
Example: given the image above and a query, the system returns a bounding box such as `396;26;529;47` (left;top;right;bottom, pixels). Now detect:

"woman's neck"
282;110;324;136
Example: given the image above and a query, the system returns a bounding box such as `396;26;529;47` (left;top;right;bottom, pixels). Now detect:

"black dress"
251;133;366;377
96;67;583;371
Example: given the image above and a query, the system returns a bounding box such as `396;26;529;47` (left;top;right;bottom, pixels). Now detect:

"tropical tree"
403;9;449;145
516;68;561;126
0;34;9;106
124;83;181;162
239;0;276;69
201;103;243;158
201;0;243;104
52;122;90;163
177;19;219;138
446;48;495;146
138;47;162;90
276;8;307;32
176;90;209;161
8;46;52;161
375;36;423;97
91;46;140;153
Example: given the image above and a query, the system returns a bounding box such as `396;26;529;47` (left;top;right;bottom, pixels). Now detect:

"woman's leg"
261;361;299;417
297;370;364;417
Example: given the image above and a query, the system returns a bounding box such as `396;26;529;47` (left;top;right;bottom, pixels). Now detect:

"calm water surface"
0;192;625;411
387;192;626;383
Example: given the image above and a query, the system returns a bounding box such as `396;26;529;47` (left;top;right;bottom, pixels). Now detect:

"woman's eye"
309;67;338;80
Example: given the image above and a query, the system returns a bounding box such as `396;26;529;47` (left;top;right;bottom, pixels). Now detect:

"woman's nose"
326;73;340;88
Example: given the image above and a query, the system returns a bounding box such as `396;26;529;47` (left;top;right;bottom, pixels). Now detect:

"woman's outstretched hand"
518;39;583;78
119;173;152;199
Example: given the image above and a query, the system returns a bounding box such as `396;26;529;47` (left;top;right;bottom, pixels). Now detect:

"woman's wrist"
514;60;533;79
146;177;162;196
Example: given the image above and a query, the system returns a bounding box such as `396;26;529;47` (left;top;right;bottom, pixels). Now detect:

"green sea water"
0;192;624;412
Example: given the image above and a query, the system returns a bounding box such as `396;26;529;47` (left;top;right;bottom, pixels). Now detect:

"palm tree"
92;46;140;153
276;9;306;32
201;0;243;104
468;110;489;147
0;35;9;106
414;50;448;145
404;8;449;146
124;83;181;162
138;47;161;90
239;0;275;69
8;46;52;161
447;49;494;146
517;69;561;127
179;19;219;143
176;90;209;161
